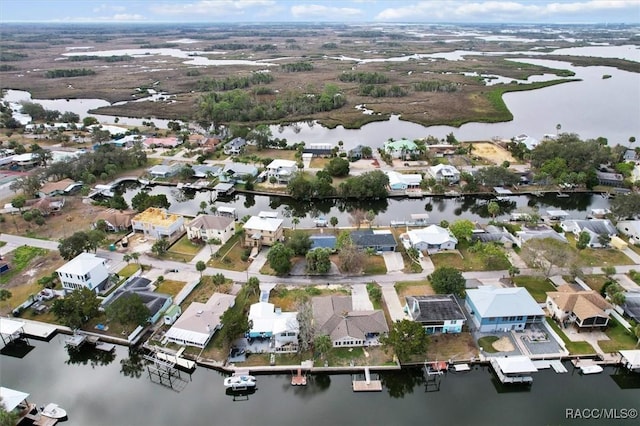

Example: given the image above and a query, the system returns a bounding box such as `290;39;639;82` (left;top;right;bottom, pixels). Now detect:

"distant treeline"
359;84;407;98
339;72;388;84
280;62;314;72
0;52;27;61
197;72;274;91
413;81;459;92
45;68;96;78
204;43;251;51
67;55;133;62
139;43;179;48
0;65;17;71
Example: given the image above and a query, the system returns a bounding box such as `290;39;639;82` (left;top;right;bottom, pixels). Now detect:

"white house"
546;284;612;330
247;302;299;353
617;220;640;243
223;137;246;155
56;252;110;294
131;207;184;241
185;214;235;244
428;164;460;184
405;225;458;254
560;219;617;248
385;170;422;191
266;159;298;183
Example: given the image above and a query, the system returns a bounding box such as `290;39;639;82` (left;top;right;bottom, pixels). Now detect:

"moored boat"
580;365;604;375
224;375;256;390
41;402;67;419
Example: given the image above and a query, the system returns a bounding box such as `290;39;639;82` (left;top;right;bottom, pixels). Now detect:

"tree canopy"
51;287;101;329
610;192;640;220
429;267;466;297
449;219;474;242
380;319;428;362
339;170;389;198
287;230;312;256
325;157;350;177
267;243;294;275
105;294;150;328
58;230;106;260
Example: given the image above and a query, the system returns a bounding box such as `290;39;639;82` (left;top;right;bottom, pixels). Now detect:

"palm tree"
123;254;132;264
556;123;562;135
131;252;140;265
292;217;300;230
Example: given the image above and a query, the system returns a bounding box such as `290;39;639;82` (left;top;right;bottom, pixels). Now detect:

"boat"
580;365;604;375
224;375;256;390
41;403;67;419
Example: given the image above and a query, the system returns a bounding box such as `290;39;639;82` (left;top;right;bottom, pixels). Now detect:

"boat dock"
490;356;538;384
95;342;116;352
64;333;86;348
291;368;307;386
352;367;382;392
532;360;568;373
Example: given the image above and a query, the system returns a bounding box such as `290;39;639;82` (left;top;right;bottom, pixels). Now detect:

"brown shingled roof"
547;288;611;321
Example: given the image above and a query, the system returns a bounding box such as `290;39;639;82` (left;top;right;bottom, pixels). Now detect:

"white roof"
56;252;106;275
258;211;279;219
407;225;457;245
546;210;569;217
12;153;37;162
244;215;283;232
466;286;544;318
217;206;236;214
0;387;30;412
0;318;25;336
267;159;297;170
429;164;459;176
248;302;299;335
619;350;640;368
494;356;538;374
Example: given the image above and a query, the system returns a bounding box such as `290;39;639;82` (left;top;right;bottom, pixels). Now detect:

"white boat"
41;403;67;419
580;365;604;375
224;375;256;390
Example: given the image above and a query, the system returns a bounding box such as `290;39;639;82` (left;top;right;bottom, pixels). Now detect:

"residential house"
101;276;173;324
186;214;235;244
385;171;422;191
304;143;333;157
266;159;298;183
38;178;76;197
350;229;397;252
191;164;222;179
223;137;246;155
243;215;284;247
428;164;460;184
404;225;457;254
94;209;136;232
513;134;539;150
247;302;299;353
383;139;418;159
348;145;371;161
428;144;456;158
221;163;258;183
471;225;516;248
56;252;110;294
560;219;617;248
131;207;184;241
163;305;182;325
309;235;337;251
596;170;625;187
405;295;466;334
513;224;568;247
546;284;612;330
622;292;640;323
312;295;388;347
213;182;235;198
617;220;640;243
465;286;544;332
143;137;180;149
164;293;236;348
623;149;637;161
631;163;640;183
148;163;180;178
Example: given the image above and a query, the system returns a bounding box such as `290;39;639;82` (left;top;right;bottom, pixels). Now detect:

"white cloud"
110;14;145;21
151;0;275;16
92;4;126;13
58;13;145;23
291;4;364;18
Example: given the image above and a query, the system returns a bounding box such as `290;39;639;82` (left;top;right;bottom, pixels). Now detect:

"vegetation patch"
545;318;596;355
426;333;477;362
477;336;500;353
599;318;638;353
513;276;555;303
155;279;186;299
580;275;609;292
117;264;140;279
395;280;435;301
0;246;48;285
167;234;202;262
208;234;249;272
362;254;387;275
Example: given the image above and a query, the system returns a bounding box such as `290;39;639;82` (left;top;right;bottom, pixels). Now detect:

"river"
1;338;638;426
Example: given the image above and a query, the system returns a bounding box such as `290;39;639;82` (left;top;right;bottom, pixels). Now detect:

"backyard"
513;276;556;302
599;318;639;353
426;333;477;361
545;317;596;355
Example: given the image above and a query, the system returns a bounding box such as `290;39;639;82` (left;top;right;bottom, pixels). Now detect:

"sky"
1;0;639;24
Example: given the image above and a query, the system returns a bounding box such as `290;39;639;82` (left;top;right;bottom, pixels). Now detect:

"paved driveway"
380;284;406;322
382;252;404;272
351;284;374;311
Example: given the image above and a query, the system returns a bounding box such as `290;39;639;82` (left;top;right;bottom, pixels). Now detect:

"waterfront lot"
513;276;555;303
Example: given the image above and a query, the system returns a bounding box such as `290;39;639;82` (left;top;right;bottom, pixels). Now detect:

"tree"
59;231;92;260
296;300;314;352
634;324;640;348
267;243;294;275
314;334;332;359
51;287;101;329
287;230;311;256
602;265;616;277
521;238;574;277
123;254;132;264
151;238;170;256
576;231;591;250
220;304;249;344
365;210;376;228
349;208;366;229
429;267;465;297
306;248;331;274
337;243;365;274
292;216;300;230
339;170;389;199
610;193;640;219
245;276;260;299
380;319;428;362
449;219;474;242
325;157;350;177
475;166;519;187
10;195;26;212
487;201;500;218
330;216;338;230
199;201;208;214
366;282;382;305
196;260;206;278
105;294;150;328
9;175;42;197
131;252;140;264
508;266;520;283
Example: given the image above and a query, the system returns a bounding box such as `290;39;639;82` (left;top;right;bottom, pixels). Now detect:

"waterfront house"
131;207;184;242
94;209;136;232
148;163;180;178
221;163;258;183
56;252;110;294
191;164;222;179
350;229;397;252
405;295;466;334
101;276;173;324
465;286;544;332
404;225;457;254
428;164;460;184
470;225;516;248
247;302;299;353
596;170;625;187
143;137;180;149
304;143;333;157
383;139;418;159
164;293;236;348
513;224;568;247
622;292;640;323
185;214;235;244
243;215;284;248
310;235;337;251
266;159;298;183
348;145;371;161
546;284;612;330
560;219;617;248
385;171;422;191
428;143;456;158
513;134;539;150
223;137;246;155
617;220;640;243
38;178;76;197
312;295;388;347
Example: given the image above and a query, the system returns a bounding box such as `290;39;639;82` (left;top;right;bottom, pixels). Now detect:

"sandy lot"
492;336;516;352
471;142;517;165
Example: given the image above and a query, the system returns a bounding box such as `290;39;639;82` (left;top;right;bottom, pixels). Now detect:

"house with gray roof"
465;286;544;332
513;224;568;247
223;137;246;155
191;164;222;178
312;295;388;347
350;229;397;252
148;163;180;178
221;162;258;183
428;164;460;184
101;276;173;324
471;225;516;248
405;295;466;334
560;219;617;248
186;214;235;244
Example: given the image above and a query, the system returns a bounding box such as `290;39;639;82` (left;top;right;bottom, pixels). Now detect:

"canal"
1;338;639;426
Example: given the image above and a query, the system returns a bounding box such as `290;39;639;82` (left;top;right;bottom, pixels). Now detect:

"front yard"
166;235;203;263
208;234;250;272
513;276;555;303
598;318;639;354
395;280;435;300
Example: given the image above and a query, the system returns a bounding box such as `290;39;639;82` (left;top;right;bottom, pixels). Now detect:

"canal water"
1;338;639;426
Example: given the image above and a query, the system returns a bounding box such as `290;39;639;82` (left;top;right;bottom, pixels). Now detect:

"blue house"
465;286;544;332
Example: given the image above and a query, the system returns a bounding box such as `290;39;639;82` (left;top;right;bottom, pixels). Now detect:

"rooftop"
244;215;283;232
187;214;234;231
406;295;466;323
466;286;544;318
56;252;106;275
133;207;182;227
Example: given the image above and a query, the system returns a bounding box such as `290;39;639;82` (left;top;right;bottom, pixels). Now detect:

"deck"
352;367;382;392
490;357;537;384
532;360;568;373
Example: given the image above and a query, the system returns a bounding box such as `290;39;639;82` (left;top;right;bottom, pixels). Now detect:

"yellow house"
243;215;284;247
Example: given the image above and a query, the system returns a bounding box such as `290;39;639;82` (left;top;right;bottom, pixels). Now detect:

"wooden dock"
352;367;382;392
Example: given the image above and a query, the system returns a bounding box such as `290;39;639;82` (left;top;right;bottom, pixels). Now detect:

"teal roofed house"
383;139;418;159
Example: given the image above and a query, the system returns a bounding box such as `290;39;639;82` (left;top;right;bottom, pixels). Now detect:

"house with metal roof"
350;229;397;252
148;163;180;178
164;292;236;348
384;170;422;191
247;302;299;353
243;215;284;247
383;139;418;159
221;162;258;183
191;164;222;178
560;219;617;248
405;295;466;334
312;295;388;347
404;225;457;254
546;284;612;330
465;286;544;332
310;235;337;251
186;214;235;244
223;137;247;155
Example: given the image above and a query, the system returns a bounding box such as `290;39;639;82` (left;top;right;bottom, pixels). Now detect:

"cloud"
92;4;126;13
374;0;640;21
291;4;364;18
58;13;145;23
151;0;275;16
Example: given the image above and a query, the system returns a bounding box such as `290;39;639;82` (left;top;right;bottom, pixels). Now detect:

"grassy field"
118;264;140;279
156;279;187;299
545;318;596;355
513;276;555;303
166;235;203;263
580;275;609;292
208;234;249;272
565;234;634;267
599;318;638;353
395;280;434;301
430;243;510;272
363;254;387;275
477;336;500;353
426;333;477;361
0;246;48;285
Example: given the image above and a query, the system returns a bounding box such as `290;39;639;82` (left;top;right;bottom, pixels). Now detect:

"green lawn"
363;255;387;275
545;317;596;355
208;234;250;272
156;279;186;299
118;264;140;279
166;235;203;262
0;246;48;285
430;242;511;272
565;234;634;267
477;336;500;353
513;276;555;302
580;275;609;292
599;318;639;354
